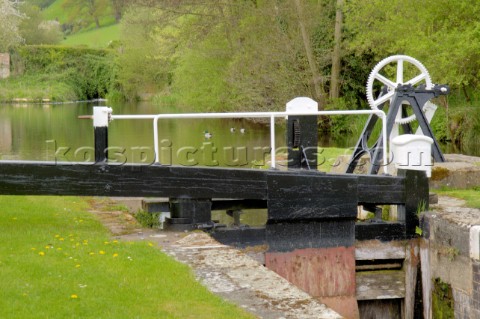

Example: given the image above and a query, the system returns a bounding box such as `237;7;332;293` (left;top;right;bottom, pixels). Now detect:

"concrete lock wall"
421;204;480;319
0;53;10;79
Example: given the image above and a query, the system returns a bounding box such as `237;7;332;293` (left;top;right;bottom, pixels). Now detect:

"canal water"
0;101;286;166
0;100;360;166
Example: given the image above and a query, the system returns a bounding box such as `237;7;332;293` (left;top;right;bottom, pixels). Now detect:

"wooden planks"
356;270;406;301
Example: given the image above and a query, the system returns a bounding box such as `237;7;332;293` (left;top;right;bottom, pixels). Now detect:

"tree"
329;0;343;99
111;0;126;22
117;1;356;111
293;0;326;106
0;0;25;51
62;0;109;29
19;3;63;45
26;0;56;9
345;0;480;100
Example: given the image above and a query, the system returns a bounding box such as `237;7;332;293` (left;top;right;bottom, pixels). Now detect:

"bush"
134;210;161;228
11;45;116;100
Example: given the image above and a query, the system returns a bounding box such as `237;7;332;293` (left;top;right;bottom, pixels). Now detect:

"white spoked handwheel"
366;55;433;124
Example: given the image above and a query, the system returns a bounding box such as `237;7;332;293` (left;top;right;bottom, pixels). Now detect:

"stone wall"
0;53;10;79
421;197;480;318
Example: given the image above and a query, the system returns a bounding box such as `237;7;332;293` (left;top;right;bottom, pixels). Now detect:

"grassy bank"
435;188;480;209
0;73;77;102
0;196;254;319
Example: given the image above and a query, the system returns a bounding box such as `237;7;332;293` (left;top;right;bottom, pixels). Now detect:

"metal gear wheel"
366;55;433;124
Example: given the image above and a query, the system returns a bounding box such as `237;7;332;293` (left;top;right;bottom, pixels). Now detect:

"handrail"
107;110;388;173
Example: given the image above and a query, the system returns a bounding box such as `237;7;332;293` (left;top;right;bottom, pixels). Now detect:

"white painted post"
391;134;433;177
286;97;318;113
93;107;112;163
470;225;480;261
93;107;112;128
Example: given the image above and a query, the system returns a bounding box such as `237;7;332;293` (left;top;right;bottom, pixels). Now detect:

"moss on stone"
432;278;454;319
431;167;450;181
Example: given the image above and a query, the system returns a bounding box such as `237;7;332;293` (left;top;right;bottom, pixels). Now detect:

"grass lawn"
61;24;120;48
0;196;254;319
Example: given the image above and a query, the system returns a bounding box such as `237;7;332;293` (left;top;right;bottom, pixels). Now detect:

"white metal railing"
104;109;388;173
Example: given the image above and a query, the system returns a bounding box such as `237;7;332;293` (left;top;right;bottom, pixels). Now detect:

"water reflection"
0;101;287;165
1;101;478;163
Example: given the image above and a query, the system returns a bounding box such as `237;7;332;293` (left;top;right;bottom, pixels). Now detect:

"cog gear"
366;55;433;124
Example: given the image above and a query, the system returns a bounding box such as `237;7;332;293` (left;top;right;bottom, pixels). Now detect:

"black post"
285;98;319;170
397;169;429;237
94;127;108;163
286;115;318;169
93;107;111;163
165;198;212;231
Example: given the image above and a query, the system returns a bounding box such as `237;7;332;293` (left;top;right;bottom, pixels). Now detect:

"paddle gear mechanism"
347;55;449;175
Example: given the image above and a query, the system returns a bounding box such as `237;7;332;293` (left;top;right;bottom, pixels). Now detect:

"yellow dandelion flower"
89;252;95;256
57;247;62;251
38;251;45;256
148;242;154;247
104;241;110;245
99;250;106;255
112;253;118;258
75;264;81;268
71;294;78;299
55;234;60;238
112;240;119;244
59;238;64;241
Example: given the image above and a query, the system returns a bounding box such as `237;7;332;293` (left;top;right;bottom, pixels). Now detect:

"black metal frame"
347;84;449;174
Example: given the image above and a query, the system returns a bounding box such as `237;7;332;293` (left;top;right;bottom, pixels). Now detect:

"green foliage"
19;3;63;45
62;0;111;29
11;45;115;100
26;0;56;9
115;5;175;101
415;226;423;236
447;106;480;147
0;0;25;51
42;0;69;23
43;0;118;35
0;196;254;319
116;1;335;109
432;278;454;319
134;210;161;228
345;0;480;98
429;105;449;142
172;33;231;111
